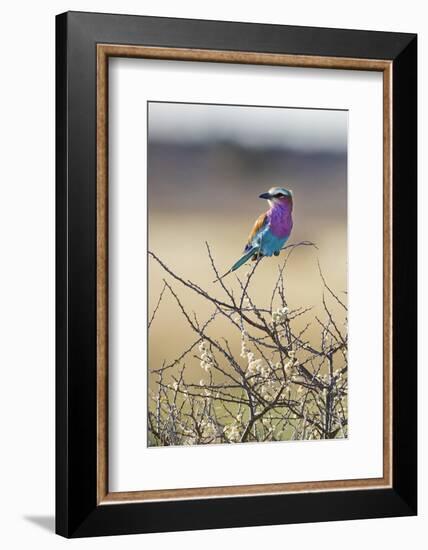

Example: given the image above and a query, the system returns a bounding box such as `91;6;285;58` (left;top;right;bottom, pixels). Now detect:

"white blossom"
272;306;289;324
247;359;262;375
200;361;210;372
198;341;206;353
223;423;240;442
260;365;270;378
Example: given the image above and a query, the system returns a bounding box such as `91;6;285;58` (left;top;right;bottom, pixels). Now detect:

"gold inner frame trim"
96;44;393;505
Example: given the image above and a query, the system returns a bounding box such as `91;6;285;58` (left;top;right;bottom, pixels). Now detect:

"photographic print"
147;101;348;447
57;14;417;536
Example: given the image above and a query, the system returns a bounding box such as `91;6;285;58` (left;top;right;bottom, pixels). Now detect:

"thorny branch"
147;242;348;445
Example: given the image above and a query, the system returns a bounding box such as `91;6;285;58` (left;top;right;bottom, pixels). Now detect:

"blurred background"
148;102;348;382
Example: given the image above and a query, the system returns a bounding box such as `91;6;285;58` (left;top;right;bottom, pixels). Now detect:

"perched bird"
215;187;293;282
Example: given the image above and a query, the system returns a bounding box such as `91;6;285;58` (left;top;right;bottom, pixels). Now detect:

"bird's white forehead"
268;186;292;196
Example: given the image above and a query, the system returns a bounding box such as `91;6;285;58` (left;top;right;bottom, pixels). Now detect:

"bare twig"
147;242;347;446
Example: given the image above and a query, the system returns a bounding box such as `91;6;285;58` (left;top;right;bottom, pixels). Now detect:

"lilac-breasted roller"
216;187;293;282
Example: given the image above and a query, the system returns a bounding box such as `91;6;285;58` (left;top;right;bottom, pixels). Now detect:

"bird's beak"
259;192;272;200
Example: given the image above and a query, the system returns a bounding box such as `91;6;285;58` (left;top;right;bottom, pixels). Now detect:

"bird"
214;186;293;282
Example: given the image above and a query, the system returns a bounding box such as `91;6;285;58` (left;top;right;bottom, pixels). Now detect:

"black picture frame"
56;11;417;538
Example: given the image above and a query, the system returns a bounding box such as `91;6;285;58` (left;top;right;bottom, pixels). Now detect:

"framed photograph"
56;11;417;538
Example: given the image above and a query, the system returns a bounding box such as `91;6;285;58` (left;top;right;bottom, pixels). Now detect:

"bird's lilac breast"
268;204;293;238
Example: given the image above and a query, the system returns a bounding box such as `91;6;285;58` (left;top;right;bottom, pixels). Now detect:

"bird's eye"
275;193;284;198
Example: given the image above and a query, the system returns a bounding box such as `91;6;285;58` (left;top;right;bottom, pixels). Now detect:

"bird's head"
259;187;293;208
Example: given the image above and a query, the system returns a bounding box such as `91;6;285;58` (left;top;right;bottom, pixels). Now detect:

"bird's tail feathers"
230;248;258;272
213;247;259;283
